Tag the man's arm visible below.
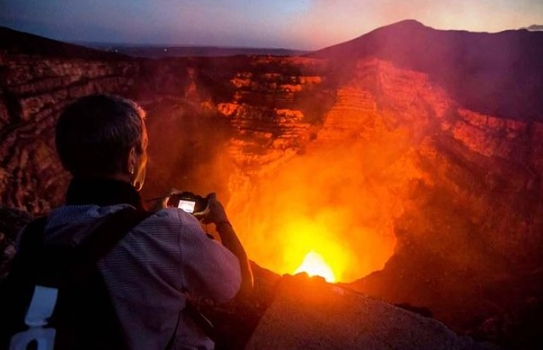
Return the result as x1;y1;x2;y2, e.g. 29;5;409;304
205;194;254;298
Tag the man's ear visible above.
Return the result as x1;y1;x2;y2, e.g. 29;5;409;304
127;147;137;175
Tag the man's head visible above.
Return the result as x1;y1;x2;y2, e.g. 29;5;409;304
56;94;148;190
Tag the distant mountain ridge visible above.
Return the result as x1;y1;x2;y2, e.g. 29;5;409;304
312;19;543;121
0;26;307;59
79;43;309;58
0;26;127;60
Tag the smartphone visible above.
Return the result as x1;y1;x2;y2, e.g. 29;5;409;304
177;199;196;213
167;192;209;216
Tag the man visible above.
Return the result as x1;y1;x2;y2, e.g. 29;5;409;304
46;94;253;349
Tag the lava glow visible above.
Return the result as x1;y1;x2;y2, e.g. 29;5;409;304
226;135;413;283
294;251;336;282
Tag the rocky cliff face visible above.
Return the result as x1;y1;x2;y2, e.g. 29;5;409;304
1;24;543;348
0;37;139;212
216;56;332;173
342;60;543;330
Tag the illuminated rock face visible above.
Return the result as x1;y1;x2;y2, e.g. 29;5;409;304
215;57;332;173
0;38;139;212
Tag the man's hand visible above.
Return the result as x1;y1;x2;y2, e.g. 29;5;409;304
201;192;229;224
203;193;254;298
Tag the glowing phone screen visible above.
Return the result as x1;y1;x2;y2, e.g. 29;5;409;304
178;200;196;213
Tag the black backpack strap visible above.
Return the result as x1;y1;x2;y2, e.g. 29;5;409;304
17;217;49;253
2;208;154;350
48;207;153;350
74;207;153;264
0;217;48;348
185;301;217;342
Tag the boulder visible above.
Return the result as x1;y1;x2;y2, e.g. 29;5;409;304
246;275;491;350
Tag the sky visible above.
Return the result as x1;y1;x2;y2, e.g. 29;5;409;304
1;0;542;50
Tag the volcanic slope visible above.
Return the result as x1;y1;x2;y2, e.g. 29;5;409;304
311;19;543;121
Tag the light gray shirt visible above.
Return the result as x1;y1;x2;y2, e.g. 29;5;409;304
44;204;242;350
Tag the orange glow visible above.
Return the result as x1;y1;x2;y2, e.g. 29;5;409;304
276;217;353;282
227;126;420;282
294;251;336;282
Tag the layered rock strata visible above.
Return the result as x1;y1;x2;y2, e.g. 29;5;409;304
0;50;139;212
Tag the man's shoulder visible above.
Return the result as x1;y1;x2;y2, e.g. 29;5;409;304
151;207;200;226
48;204;131;225
135;207;205;237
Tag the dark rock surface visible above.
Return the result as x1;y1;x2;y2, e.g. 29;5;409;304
0;208;32;278
245;275;489;350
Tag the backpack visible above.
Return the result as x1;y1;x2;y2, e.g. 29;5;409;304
0;208;152;350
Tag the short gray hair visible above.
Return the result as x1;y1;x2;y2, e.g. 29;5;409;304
55;94;146;177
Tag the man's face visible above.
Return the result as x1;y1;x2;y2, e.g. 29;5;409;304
133;124;148;191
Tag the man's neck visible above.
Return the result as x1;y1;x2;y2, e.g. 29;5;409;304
66;177;144;210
